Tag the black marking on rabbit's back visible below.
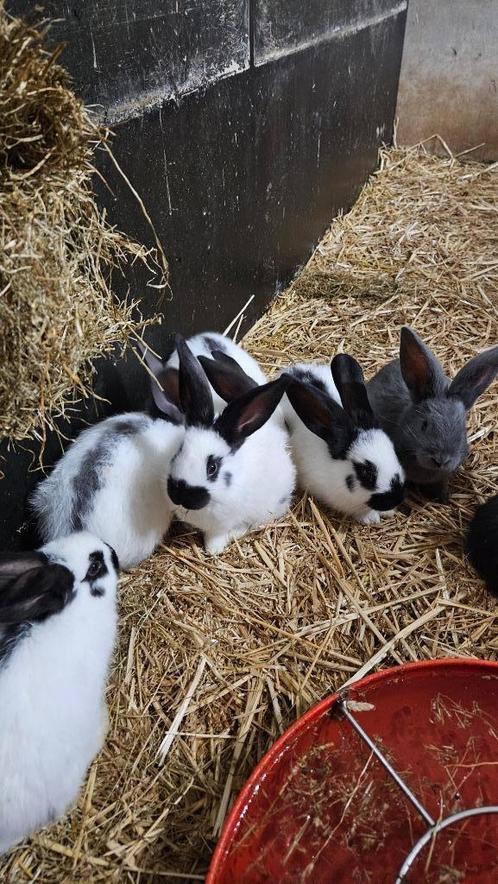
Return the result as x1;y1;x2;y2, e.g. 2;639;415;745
71;418;147;529
353;460;378;490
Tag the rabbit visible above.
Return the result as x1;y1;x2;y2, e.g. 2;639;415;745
0;532;119;855
466;495;498;597
367;327;498;502
166;331;267;414
281;354;405;525
31;350;184;569
165;336;296;554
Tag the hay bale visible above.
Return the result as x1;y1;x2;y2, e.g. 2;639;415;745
1;142;497;880
0;4;164;442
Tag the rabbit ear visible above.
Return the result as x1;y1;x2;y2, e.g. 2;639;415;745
0;559;74;625
448;345;498;410
153;367;183;423
216;377;288;447
285;376;356;459
197;353;257;403
138;344;183;423
176;335;214;426
211;350;259;388
137;342;164;378
399;326;447;402
331;354;376;429
0;551;47;590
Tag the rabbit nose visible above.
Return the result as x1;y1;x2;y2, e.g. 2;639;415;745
431;455;452;470
167;476;210;510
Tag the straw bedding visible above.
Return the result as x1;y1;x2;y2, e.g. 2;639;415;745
0;5;164;443
1;142;497;881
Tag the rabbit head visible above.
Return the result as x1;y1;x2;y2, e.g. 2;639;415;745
166;337;288;515
285;353;405;517
394;327;498;479
0;533;119;632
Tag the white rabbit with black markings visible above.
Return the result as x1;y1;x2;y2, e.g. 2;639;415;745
166;330;268;414
0;532;119;855
165;336;295;554
31;350;185;569
282;354;405;524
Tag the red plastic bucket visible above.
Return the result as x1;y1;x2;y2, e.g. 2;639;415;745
207;658;498;883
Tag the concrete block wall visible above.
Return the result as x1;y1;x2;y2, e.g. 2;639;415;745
397;0;498;160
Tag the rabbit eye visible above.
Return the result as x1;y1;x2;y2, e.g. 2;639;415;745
85;552;107;582
421;420;428;432
206;455;221;481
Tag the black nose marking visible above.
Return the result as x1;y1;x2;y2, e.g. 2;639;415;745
369;475;405;512
167;477;210;510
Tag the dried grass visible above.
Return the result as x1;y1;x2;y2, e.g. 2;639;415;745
1;141;497;881
0;4;165;443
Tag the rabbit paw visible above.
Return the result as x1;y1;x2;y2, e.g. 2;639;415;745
356;510;381;526
204;534;230;555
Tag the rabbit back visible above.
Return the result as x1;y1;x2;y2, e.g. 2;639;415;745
32;414;183;568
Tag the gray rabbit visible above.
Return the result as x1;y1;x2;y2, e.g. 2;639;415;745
367;327;498;502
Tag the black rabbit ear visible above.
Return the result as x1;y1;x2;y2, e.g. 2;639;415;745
0;551;48;590
216;376;288;448
138;344;183;423
331;354;376;429
285;376;356;459
0;560;74;625
176;335;214;426
399;327;447;402
211;350;259;388
198;353;257;403
154;368;184;423
448;345;498;411
137;342;164;378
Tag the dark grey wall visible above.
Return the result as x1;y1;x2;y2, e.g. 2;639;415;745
2;1;408;548
10;1;250;120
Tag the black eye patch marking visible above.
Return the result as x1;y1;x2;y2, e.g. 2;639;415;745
346;474;356;492
206;454;222;482
224;471;233;487
369;474;405;512
353;460;378;491
85;550;107;584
